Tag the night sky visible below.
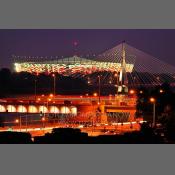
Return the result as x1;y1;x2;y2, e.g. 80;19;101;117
1;29;175;69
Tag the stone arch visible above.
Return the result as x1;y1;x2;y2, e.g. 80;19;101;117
60;106;70;114
17;105;27;113
7;105;17;112
39;106;48;113
70;106;77;115
0;105;6;112
49;106;59;113
28;105;38;113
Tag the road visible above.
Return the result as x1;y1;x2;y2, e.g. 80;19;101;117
0;121;143;137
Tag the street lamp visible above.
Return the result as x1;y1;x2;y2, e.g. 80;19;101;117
34;79;37;100
139;90;143;94
44;98;51;122
15;119;19;123
15;117;21;132
41;117;46;129
159;89;164;93
49;94;54;98
93;92;98;97
87;77;91;84
98;75;101;104
52;74;56;98
42;117;46;121
25;114;28;132
129;89;135;95
37;98;41;102
150;97;156;128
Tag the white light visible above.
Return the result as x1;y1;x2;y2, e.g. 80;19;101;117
71;107;77;115
14;63;21;72
7;105;16;112
17;105;27;113
0;105;6;112
60;106;70;114
78;125;84;128
28;105;38;113
39;106;48;113
50;106;59;113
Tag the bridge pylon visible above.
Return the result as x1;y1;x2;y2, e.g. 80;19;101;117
117;41;128;94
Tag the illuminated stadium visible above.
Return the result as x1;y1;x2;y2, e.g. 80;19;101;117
14;56;134;75
13;41;175;88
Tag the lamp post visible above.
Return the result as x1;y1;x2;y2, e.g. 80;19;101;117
46;98;51;125
15;116;21;132
98;75;101;104
41;117;46;132
52;74;56;98
25;114;28;132
47;98;51;107
20;116;22;132
129;89;135;95
87;77;91;84
150;97;156;128
159;89;164;94
34;79;37;100
114;73;118;95
15;119;19;130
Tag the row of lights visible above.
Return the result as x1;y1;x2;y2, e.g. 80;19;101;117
87;74;118;84
36;93;55;103
36;89;164;100
129;89;164;95
15;117;46;124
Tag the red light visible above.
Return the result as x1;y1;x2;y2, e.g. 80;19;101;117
160;89;163;93
49;94;54;98
129;89;135;95
15;119;19;123
73;41;78;46
114;74;118;77
42;117;45;122
150;97;155;103
93;93;98;97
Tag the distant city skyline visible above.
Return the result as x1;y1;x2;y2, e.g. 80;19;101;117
1;29;175;69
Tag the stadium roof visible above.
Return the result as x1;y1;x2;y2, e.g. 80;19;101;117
14;55;134;74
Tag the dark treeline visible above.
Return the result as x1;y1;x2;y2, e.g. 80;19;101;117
0;68;90;97
0;68;127;98
0;123;173;144
136;83;175;116
0;68;117;97
136;83;175;136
